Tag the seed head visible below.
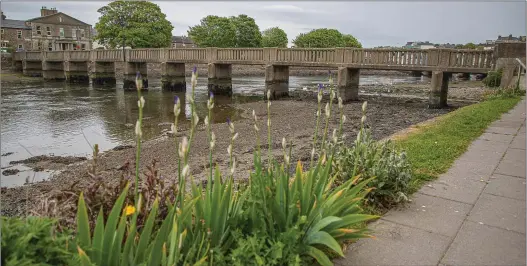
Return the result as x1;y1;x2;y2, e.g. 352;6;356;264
181;164;190;177
267;90;271;100
230;157;236;175
338;97;343;109
342;115;347;124
137;96;145;108
361;115;366;124
362;101;368;112
193;113;199;127
332;129;337;144
227;144;232;157
232;132;239;141
135;120;142;137
254;124;259;132
325;103;330;118
171;123;176;133
282;137;287;150
179;137;188;158
204;116;209;127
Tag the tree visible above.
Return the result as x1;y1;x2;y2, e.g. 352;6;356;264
261;27;288;48
293;28;362;48
341;34;362;48
94;1;173;49
188;15;236;47
463;42;477;49
230;15;262;47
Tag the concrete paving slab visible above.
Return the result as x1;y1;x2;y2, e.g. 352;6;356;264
519;124;526;133
465;139;510;154
467;193;525;234
479;132;515;143
420;172;487;204
510;134;526;150
447;155;501;178
485;126;519;135
490;120;524;129
454;147;505;168
441;221;526;266
334;220;450;266
382;193;472;237
485;174;526;201
495;148;526;178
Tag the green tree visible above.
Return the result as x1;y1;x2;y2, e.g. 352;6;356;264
341;34;362;48
94;1;173;49
261;27;288;48
293;28;362;48
230;14;262;47
187;15;236;47
463;42;477;49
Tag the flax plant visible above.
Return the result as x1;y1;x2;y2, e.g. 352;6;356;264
266;89;272;167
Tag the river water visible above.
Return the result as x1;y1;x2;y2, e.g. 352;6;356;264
1;75;424;187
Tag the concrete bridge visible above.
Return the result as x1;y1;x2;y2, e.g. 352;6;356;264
12;47;498;108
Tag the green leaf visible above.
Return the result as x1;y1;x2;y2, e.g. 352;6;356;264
101;184;130;265
306;246;333;266
308;216;342;235
92;208;105;265
76;192;91;250
306;231;343;257
135;198;159;264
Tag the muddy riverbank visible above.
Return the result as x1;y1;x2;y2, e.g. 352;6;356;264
1;96;461;217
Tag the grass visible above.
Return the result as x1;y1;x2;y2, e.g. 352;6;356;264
395;96;523;193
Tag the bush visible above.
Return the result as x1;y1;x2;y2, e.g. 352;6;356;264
482;69;503;88
1;217;78;266
333;105;412;209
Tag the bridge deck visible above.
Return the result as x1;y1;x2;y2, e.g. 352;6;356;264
14;47;494;74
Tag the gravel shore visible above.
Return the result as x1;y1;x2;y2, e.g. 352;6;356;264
2;96;459;216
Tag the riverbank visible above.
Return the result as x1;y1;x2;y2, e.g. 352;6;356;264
1;97;458;217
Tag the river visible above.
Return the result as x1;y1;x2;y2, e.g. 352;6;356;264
1;75;424;187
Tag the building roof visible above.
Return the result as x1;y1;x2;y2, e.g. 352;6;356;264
1;18;30;29
26;12;91;26
172;36;194;44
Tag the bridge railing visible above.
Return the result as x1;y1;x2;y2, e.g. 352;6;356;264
43;51;64;61
67;50;91;61
25;51;42;61
167;48;207;62
92;49;123;61
12;48;496;71
216;48;265;62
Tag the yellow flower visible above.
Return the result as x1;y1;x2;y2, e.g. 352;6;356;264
125;205;136;216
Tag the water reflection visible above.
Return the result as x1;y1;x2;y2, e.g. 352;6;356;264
1;74;423;187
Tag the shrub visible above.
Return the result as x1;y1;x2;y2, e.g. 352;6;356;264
1;217;78;266
482;69;502;88
333;103;412;209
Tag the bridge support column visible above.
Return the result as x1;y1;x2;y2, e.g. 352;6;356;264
22;60;42;77
64;61;89;83
265;65;289;99
13;60;23;72
42;61;65;80
208;63;232;96
337;67;360;102
428;71;451;109
123;62;148;90
497;58;519;88
91;62;116;86
161;62;186;91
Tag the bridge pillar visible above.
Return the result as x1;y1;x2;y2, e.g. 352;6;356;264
265;65;289;99
428;71;451;109
337;67;360;102
22;60;42;77
123;62;148;90
42;61;66;80
161;62;186;91
64;61;89;83
13;60;23;72
208;63;232;95
91;62;116;86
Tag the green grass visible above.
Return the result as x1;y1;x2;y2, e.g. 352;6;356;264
396;96;523;193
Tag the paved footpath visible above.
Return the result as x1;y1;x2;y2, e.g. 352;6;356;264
336;99;526;266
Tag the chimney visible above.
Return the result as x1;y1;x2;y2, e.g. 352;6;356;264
41;6;58;17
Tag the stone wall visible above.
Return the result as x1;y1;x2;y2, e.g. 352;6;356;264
494;42;526;59
1;28;32;50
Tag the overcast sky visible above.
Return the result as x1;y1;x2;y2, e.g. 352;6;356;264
1;1;525;47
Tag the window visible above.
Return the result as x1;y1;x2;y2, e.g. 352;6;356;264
59;28;64;37
37;41;42;50
48;42;53;51
80;29;85;38
46;26;51;35
36;26;41;35
1;41;8;48
1;29;4;34
72;29;76;38
81;43;86;50
17;30;22;39
17;44;23;50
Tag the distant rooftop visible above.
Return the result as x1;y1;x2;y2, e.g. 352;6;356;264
1;18;30;29
172;36;194;44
